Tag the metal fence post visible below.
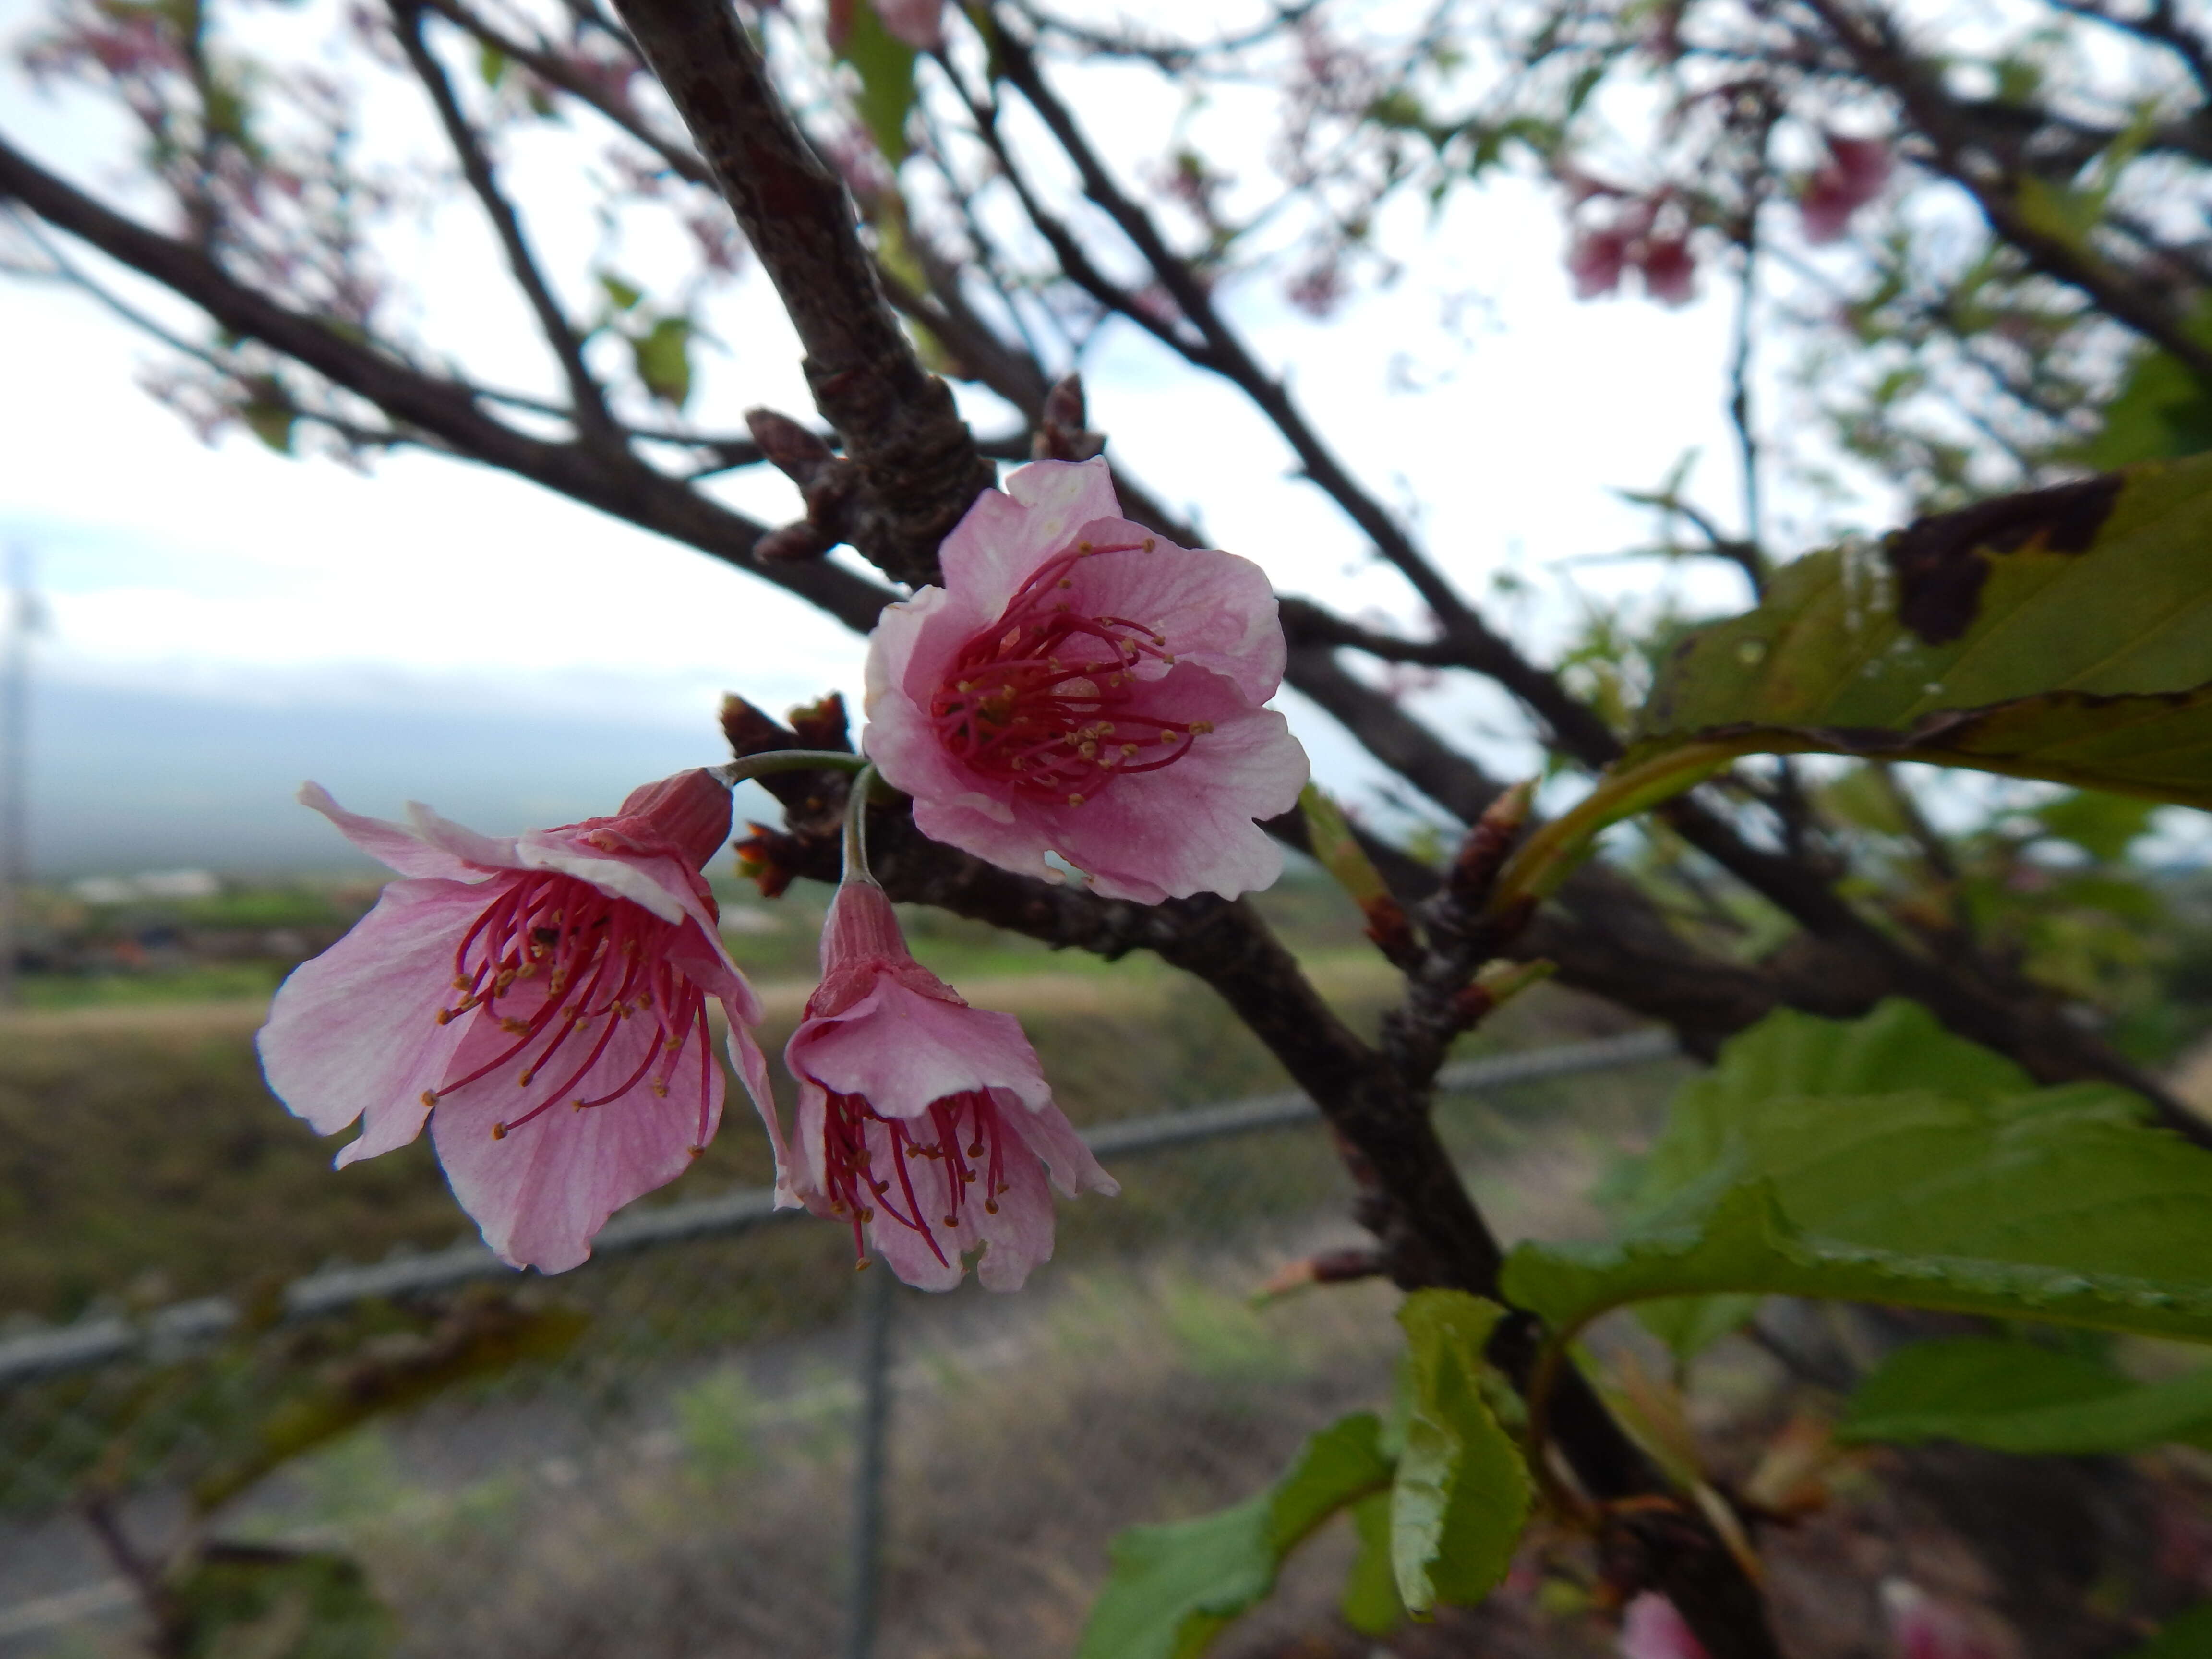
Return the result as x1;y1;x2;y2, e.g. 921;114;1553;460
844;1257;896;1659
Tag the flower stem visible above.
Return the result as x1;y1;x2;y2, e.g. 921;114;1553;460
712;749;873;788
843;763;880;884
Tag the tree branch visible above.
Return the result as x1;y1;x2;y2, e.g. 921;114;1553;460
394;0;620;444
0;131;893;633
610;0;995;587
1799;0;2212;387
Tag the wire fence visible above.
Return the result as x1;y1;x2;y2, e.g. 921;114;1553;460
0;1030;1681;1659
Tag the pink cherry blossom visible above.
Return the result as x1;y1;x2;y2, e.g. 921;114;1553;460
1636;234;1697;306
1619;1593;1711;1659
258;769;772;1273
862;458;1309;904
1801;134;1893;244
772;878;1118;1291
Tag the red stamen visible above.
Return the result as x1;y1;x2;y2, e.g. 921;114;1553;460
429;872;715;1136
928;546;1203;803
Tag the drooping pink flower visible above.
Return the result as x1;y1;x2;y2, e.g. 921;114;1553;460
771;878;1117;1291
1567;224;1634;298
1619;1593;1711;1659
1800;133;1893;244
862;458;1309;904
1636;234;1697;306
258;770;771;1273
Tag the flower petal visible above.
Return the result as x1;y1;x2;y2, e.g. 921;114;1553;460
298;783;487;881
257;877;488;1152
430;981;726;1272
788;980;1053;1119
997;1088;1119;1200
937;458;1122;604
1062;537;1285;704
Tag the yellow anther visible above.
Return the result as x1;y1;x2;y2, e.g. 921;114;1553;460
984;1199;999;1214
491;1122;507;1140
1067;793;1085;806
420;1090;438;1108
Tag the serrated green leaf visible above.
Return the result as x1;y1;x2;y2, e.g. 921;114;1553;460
1839;1337;2212;1454
1077;1412;1393;1659
2126;1603;2212;1659
836;0;917;163
1502;1003;2212;1348
1392;1291;1532;1614
631;316;694;409
1342;1491;1404;1637
1626;455;2212;808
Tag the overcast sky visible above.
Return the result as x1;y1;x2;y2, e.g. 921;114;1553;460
0;0;1793;875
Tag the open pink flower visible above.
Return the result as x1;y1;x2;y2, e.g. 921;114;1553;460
258;770;771;1273
863;458;1309;904
770;878;1117;1290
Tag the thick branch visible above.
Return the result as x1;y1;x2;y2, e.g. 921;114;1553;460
611;0;994;586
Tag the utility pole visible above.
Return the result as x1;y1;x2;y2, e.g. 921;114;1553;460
0;542;34;1010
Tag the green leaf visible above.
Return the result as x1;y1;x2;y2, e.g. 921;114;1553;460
1839;1337;2212;1454
1392;1291;1533;1614
1502;1003;2212;1348
631;317;694;409
1342;1491;1404;1637
2032;789;2160;862
1628;455;2212;809
240;399;297;454
476;40;508;87
1633;1294;1764;1360
1299;784;1391;908
1077;1412;1393;1659
2087;298;2212;469
598;272;643;312
168;1544;397;1659
836;0;917;163
2125;1603;2212;1659
1495;457;2212;904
